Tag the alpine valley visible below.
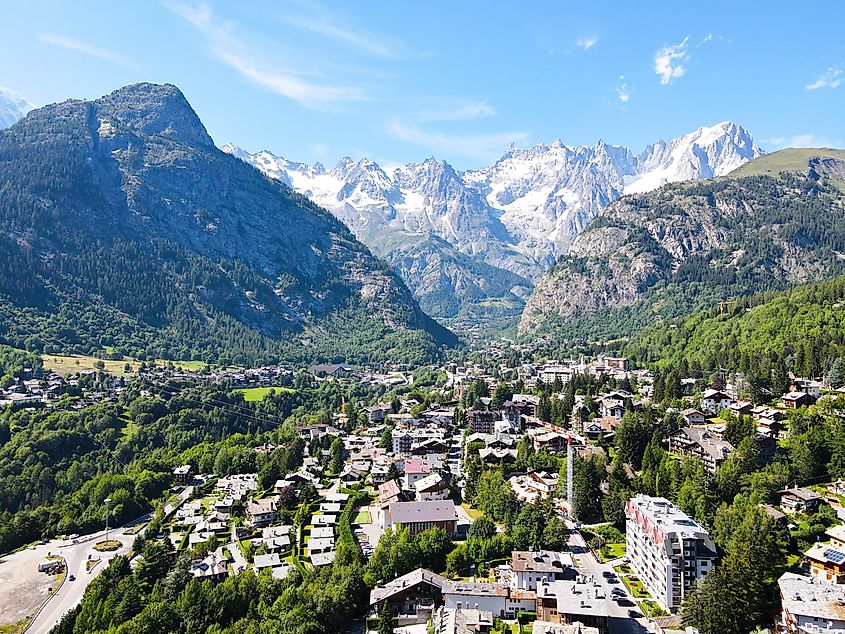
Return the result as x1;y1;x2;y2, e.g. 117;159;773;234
224;121;761;329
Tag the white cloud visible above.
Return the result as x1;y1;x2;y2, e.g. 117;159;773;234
654;37;690;85
165;1;365;109
280;1;405;59
576;36;598;51
806;67;842;90
416;99;495;122
616;77;630;103
388;119;529;162
311;143;329;157
768;134;838;148
39;33;140;69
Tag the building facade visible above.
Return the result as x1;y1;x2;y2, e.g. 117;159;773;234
625;495;717;611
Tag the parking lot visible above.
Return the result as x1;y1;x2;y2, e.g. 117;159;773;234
353;505;383;556
0;540;60;627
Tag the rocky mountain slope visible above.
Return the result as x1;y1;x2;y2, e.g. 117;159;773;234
225;122;760;325
518;150;845;340
0;83;455;365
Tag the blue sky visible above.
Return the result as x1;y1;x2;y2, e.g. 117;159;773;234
2;1;844;169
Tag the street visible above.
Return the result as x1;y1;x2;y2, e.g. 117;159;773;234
566;529;648;634
23;520;141;634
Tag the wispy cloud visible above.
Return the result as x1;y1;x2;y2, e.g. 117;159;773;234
576;36;599;51
654;37;689;85
388;119;529;162
39;33;140;69
768;133;838;148
280;1;406;59
806;67;842;90
416;99;495;123
616;76;630;103
165;1;365;109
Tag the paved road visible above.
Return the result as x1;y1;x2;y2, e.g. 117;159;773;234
26;521;142;634
566;529;648;634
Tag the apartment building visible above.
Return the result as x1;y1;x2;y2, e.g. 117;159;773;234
625;495;717;611
668;427;733;475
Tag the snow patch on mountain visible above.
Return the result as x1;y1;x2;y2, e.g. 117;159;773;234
0;87;35;129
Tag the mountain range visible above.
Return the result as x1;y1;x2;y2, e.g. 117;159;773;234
224;122;762;327
519;148;845;340
0;83;454;365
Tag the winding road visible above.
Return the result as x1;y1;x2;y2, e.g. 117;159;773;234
24;521;142;634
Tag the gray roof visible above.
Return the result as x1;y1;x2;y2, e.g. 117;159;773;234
779;572;845;622
389;500;457;525
370;568;449;604
253;553;282;568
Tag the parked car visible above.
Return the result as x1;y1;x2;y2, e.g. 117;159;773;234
602;571;613;578
69;575;76;581
617;598;634;607
628;609;642;618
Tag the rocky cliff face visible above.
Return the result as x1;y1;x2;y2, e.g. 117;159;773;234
0;83;455;363
519;164;845;338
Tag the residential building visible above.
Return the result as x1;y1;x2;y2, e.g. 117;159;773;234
625;495;717;611
700;389;731;414
604;357;629;371
783;391;816;409
503;394;539;424
791;378;823;399
404;458;432;490
173;464;193;485
828;525;845;550
532;622;600;634
384;500;458;536
778;572;845;633
414;472;450;501
668;427;733;475
468;409;498;434
681;409;707;426
536;576;609;633
365;403;393;423
805;543;845;584
779;487;823;515
431;606;494;634
247;496;278;527
539;365;574;386
509;551;573;591
509;471;559;504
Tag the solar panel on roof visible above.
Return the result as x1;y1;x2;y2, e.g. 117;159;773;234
823;548;845;564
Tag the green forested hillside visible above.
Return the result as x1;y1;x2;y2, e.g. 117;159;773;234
0;83;455;366
626;275;845;380
520;168;845;340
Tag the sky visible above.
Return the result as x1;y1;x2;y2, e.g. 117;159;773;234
2;1;844;170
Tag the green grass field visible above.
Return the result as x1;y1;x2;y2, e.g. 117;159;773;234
729;148;845;179
42;353;214;377
353;511;371;524
236;386;296;402
599;543;626;562
460;503;484;520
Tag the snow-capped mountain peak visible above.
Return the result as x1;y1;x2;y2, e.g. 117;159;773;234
222;122;762;319
0;87;35;129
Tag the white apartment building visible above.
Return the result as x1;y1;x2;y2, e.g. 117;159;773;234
625;495;717;611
